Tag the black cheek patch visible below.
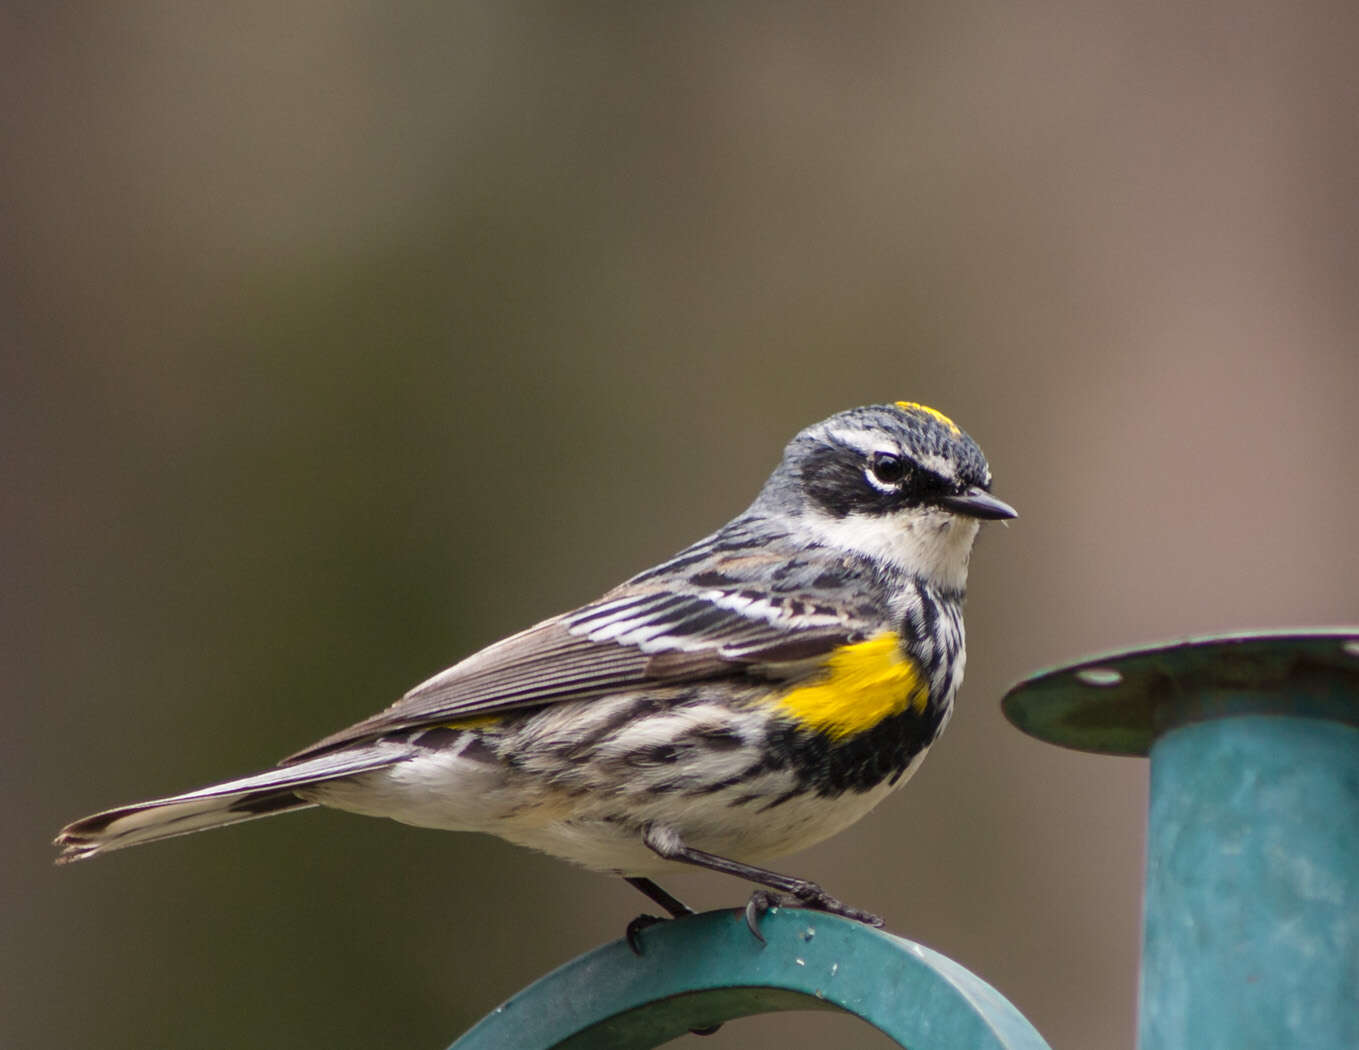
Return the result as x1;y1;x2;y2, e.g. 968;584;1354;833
799;444;896;518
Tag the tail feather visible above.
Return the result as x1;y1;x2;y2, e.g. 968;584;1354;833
54;745;406;863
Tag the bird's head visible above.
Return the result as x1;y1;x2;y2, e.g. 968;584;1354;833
756;402;1017;594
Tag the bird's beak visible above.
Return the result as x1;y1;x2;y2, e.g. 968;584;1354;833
935;487;1018;521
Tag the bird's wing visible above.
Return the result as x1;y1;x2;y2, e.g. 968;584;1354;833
285;585;863;762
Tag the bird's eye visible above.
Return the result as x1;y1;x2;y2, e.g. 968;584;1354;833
868;452;907;487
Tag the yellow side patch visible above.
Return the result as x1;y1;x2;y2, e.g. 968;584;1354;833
776;632;929;739
441;714;501;731
895;400;961;435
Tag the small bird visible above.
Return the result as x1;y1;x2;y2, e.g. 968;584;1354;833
55;402;1015;938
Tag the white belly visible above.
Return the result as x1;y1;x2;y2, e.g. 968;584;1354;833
306;739;930;876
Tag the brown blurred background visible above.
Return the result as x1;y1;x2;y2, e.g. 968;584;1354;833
6;4;1358;1048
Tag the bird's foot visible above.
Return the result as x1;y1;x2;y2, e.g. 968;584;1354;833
625;913;667;956
743;883;883;942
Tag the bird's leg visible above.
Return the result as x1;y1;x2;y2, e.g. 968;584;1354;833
640;825;883;943
625;875;695;918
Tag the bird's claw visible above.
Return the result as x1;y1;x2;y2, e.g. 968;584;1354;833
625;913;666;955
743;889;785;942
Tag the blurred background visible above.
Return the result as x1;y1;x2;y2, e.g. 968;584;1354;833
7;3;1358;1048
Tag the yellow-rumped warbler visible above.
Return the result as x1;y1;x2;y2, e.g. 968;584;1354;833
55;402;1015;936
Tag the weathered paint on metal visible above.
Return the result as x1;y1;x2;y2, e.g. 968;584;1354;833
1140;716;1359;1050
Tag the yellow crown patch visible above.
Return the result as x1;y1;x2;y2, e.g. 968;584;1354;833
895;401;961;435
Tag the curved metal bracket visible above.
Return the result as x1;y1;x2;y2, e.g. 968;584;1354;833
449;908;1050;1049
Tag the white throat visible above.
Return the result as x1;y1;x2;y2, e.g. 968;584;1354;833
802;506;980;593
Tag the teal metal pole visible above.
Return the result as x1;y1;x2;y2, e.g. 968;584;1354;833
1004;629;1359;1050
1141;714;1358;1048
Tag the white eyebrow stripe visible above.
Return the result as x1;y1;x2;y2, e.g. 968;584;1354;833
824;427;900;456
915;452;958;480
